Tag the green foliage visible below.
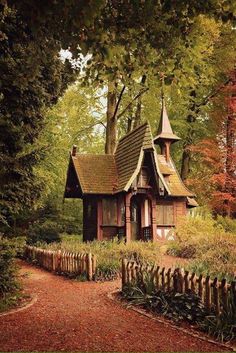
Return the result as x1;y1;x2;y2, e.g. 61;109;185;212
0;237;19;299
41;237;161;279
122;281;207;324
27;221;62;245
200;295;236;342
216;216;236;234
0;5;75;228
122;265;236;342
167;216;236;280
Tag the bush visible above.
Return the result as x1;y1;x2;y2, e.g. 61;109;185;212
41;236;162;280
122;271;207;324
27;220;62;245
216;216;236;234
0;236;19;301
200;295;236;342
167;216;236;280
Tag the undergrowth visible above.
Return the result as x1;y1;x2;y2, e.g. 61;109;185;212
0;236;23;312
122;268;236;342
39;236;162;280
167;216;236;281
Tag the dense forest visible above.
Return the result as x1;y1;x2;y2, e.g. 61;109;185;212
0;2;236;345
0;0;236;238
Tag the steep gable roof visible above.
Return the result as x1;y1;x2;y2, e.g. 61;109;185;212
64;121;195;198
71;154;117;194
156;155;194;197
114;122;154;192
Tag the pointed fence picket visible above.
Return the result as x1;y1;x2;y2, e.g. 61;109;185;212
24;246;96;281
122;259;236;316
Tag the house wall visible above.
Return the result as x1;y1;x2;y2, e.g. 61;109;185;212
156;197;187;240
83;197;97;241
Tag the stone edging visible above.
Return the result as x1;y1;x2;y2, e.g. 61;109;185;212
0;294;38;317
107;290;236;352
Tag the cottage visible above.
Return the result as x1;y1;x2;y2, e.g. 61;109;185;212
64;98;197;242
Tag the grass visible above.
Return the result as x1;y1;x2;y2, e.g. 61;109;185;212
40;235;163;277
166;216;236;281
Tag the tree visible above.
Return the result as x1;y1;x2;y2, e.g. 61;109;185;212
75;0;236;154
0;5;75;227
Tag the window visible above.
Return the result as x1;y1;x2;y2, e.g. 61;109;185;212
156;204;174;225
102;198;117;225
131;201;138;222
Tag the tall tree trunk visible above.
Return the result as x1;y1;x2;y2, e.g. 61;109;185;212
133;75;146;129
181;147;191;180
133;97;141;129
105;79;117;154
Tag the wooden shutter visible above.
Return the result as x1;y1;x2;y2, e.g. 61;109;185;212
164;205;174;225
156;204;164;225
103;198;117;225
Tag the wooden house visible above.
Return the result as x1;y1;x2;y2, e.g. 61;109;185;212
64;99;198;242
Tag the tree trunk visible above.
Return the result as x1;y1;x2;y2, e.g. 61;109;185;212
133;97;141;129
181;147;191;181
105;79;117;154
133;75;146;129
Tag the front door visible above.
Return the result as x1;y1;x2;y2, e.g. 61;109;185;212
130;197;141;240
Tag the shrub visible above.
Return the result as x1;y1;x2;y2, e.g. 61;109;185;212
200;295;236;342
216;216;236;234
167;216;236;280
0;237;19;301
27;220;62;245
122;273;207;324
41;237;162;280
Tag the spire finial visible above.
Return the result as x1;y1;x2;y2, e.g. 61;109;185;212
160;72;165;101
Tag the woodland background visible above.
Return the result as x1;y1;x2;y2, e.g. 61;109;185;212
0;0;236;239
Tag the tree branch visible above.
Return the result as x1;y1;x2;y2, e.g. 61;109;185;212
72;120;106;139
117;87;149;120
112;84;126;121
196;78;231;110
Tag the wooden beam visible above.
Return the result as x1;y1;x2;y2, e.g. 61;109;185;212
125;193;132;243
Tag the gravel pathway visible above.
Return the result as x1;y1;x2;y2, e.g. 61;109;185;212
0;261;230;352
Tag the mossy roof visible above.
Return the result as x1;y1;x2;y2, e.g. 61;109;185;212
65;122;194;198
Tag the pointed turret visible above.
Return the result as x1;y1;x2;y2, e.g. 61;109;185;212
153;95;180;162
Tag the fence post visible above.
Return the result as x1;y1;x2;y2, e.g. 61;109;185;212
198;274;203;301
190;273;196;293
92;255;96;277
212;277;220;316
232;281;236;306
184;271;189;292
221;278;228;312
122;258;127;289
86;253;93;281
205;276;211;312
155;266;160;290
166;268;171;292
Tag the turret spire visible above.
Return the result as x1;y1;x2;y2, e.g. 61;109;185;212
153;80;180;161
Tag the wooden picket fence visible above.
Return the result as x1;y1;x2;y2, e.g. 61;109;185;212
122;259;236;316
24;246;96;281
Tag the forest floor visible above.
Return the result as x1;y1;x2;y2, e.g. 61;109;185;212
0;258;232;352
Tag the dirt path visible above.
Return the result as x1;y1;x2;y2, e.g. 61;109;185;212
0;260;229;352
